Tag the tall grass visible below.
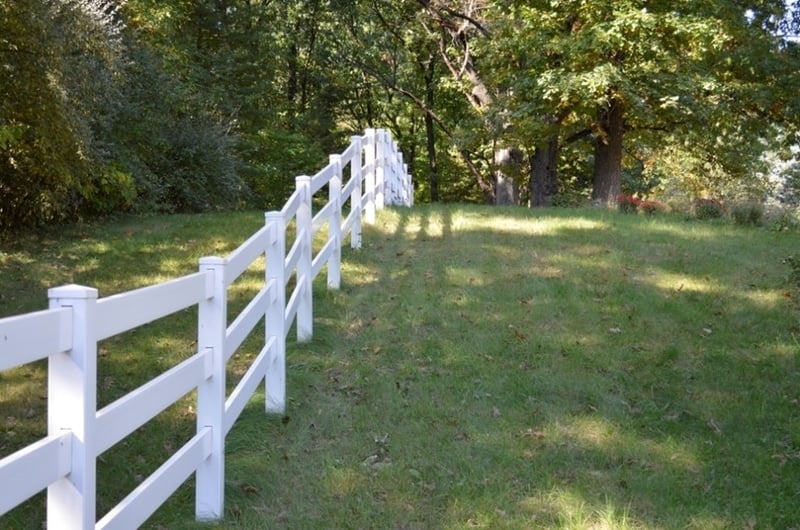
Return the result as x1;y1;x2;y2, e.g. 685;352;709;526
1;205;799;529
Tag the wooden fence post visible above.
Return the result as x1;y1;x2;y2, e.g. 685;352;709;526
296;175;313;342
264;212;287;414
364;128;376;225
349;135;363;249
195;257;227;520
328;154;342;289
47;284;98;530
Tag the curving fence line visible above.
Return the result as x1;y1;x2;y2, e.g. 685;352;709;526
0;128;412;529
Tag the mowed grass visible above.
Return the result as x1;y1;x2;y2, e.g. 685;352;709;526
2;205;800;529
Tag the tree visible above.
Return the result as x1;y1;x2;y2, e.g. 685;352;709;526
483;0;800;205
0;0;131;231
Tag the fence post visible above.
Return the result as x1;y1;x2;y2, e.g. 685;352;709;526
396;150;407;206
349;135;363;249
296;175;313;342
195;257;227;520
405;158;413;207
47;284;98;530
328;154;342;289
375;129;386;211
264;212;287;413
387;139;398;205
396;147;411;206
364;128;376;225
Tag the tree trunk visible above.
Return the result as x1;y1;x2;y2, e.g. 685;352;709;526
494;147;521;205
424;57;439;202
591;99;624;205
529;136;559;207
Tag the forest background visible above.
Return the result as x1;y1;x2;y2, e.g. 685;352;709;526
2;0;800;234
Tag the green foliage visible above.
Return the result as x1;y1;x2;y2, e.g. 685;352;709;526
243;129;327;210
730;201;765;226
767;206;800;232
694;197;726;220
622;160;661;198
482;0;799;206
3;0;799;231
0;0;120;231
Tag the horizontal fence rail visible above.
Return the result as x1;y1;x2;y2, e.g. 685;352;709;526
0;128;411;529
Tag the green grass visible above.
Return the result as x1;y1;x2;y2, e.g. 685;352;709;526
2;205;800;529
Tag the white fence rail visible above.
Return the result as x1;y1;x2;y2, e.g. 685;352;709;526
0;128;411;529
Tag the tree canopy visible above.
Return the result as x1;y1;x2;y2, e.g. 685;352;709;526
1;0;798;232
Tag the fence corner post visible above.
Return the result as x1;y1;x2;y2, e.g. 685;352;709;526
264;212;287;414
328;154;342;290
296;175;313;342
47;284;98;530
196;256;227;521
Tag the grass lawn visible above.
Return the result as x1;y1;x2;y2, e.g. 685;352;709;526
1;205;799;529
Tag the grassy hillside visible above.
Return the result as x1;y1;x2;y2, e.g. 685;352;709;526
2;205;799;529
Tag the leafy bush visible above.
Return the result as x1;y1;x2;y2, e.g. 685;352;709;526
694;197;725;220
730;201;764;226
640;199;666;216
617;194;640;213
551;189;590;208
766;206;800;232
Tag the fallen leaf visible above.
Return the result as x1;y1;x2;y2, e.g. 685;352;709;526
241;484;259;494
491;406;501;418
609;327;622;334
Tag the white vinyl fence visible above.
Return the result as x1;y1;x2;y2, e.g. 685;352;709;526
0;128;411;529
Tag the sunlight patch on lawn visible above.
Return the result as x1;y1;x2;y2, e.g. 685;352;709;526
558;415;702;474
766;340;800;360
340;262;381;286
480;217;611;236
323;466;363;498
518;488;645;529
738;288;791;309
648;271;723;294
445;266;488;286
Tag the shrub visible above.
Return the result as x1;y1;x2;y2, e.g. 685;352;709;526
640;200;666;216
730;201;764;226
767;206;800;232
694;197;725;220
617;194;641;214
